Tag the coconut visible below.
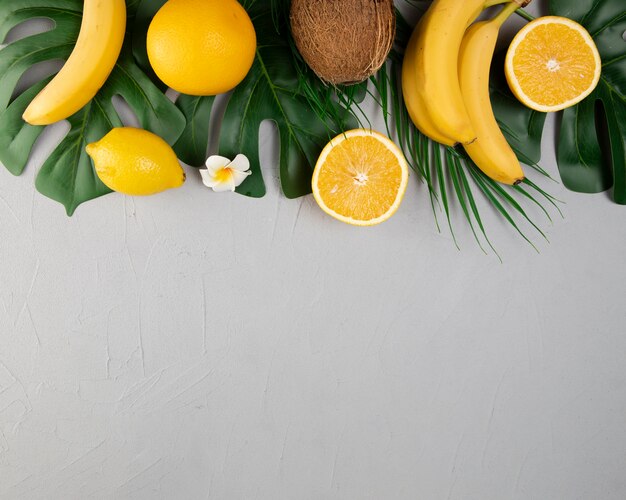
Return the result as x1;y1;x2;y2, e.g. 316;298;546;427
290;0;396;85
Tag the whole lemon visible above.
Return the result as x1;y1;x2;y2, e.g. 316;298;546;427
86;128;186;196
147;0;256;96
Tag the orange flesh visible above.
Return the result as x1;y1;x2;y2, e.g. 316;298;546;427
511;23;598;107
316;136;403;221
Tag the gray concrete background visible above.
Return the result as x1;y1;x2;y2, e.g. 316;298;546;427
1;2;625;499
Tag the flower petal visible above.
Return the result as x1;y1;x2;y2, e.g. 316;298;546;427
211;173;236;192
205;155;231;176
231;168;252;187
200;169;220;188
229;154;250;173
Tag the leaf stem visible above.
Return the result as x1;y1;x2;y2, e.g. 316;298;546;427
515;8;535;22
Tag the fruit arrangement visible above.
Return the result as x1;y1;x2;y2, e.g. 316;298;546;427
0;0;623;245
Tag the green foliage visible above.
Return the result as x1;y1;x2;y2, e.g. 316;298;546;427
0;0;562;246
0;0;185;215
133;0;358;198
367;6;558;254
490;52;547;169
171;95;216;168
548;0;626;203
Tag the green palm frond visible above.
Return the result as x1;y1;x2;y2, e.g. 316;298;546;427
368;50;561;255
278;0;561;254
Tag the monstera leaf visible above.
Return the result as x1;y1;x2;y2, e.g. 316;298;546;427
133;0;357;198
0;0;185;215
490;51;547;167
549;0;626;203
171;94;216;168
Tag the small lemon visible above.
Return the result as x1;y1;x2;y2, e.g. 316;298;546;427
146;0;256;96
86;127;186;196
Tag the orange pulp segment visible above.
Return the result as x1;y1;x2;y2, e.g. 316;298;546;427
311;129;409;226
505;16;601;112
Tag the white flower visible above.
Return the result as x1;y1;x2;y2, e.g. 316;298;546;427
200;154;251;192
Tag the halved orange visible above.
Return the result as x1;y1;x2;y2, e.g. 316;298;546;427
312;129;409;226
505;16;601;112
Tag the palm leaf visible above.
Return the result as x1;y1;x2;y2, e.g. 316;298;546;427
352;4;560;253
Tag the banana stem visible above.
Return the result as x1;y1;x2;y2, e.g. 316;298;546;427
492;1;523;27
483;0;510;7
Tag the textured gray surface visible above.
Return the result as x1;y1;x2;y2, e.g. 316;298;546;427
1;2;626;499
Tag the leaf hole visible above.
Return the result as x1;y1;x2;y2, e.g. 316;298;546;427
112;95;140;128
622;30;626;42
258;120;279;196
12;60;64;103
3;18;55;45
26;120;71;175
207;92;230;157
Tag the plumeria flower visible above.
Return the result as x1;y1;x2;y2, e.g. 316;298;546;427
200;154;251;192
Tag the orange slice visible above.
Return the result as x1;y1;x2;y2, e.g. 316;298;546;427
505;16;601;112
312;129;409;226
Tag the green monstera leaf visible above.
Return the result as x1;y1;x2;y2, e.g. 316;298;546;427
171;94;216;168
0;0;185;215
133;0;358;198
549;0;626;203
490;51;547;168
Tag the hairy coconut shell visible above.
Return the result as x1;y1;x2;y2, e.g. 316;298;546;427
290;0;395;85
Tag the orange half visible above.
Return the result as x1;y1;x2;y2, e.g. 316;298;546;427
312;129;409;226
505;16;601;112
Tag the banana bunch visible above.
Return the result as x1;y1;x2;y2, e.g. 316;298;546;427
402;0;530;185
23;0;126;126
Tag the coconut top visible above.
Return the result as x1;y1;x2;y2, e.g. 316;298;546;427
290;0;396;85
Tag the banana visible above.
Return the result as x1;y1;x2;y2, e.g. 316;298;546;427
23;0;126;126
411;0;493;145
403;0;511;145
459;2;525;185
401;16;456;147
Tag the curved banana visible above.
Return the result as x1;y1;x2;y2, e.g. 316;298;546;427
23;0;126;126
459;2;525;185
404;0;510;144
411;0;493;145
402;16;456;147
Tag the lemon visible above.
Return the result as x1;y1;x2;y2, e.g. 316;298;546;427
146;0;256;96
86;127;186;196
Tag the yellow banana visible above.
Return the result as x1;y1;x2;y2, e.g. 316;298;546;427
403;0;510;145
401;16;456;147
23;0;126;126
459;2;525;185
411;0;493;144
